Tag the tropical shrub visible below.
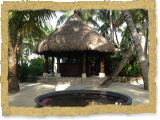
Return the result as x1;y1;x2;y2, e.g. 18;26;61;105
28;57;52;76
104;54;121;75
130;62;141;76
17;61;29;82
28;58;44;76
17;57;52;82
106;52;142;77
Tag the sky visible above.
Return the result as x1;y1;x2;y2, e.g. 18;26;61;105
29;10;145;60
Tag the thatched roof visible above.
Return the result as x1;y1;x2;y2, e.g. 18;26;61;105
33;14;115;55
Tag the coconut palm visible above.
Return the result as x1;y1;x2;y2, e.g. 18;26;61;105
55;10;73;28
94;9;127;57
110;10;114;43
19;22;55;63
144;28;149;59
114;9;147;50
99;2;158;90
112;10;124;47
116;9;148;59
56;9;100;29
94;9;110;40
120;9;148;43
142;11;149;59
94;10;124;46
8;10;56;93
94;10;114;41
121;10;149;90
99;18;149;89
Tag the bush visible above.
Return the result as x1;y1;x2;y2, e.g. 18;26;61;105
28;57;52;76
17;57;52;82
104;54;122;75
106;52;142;77
120;62;131;76
17;61;29;82
28;58;44;76
130;62;141;77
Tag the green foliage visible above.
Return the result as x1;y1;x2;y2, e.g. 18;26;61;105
28;58;44;76
61;57;68;63
104;54;121;75
17;61;29;82
120;38;130;52
28;57;52;76
120;61;141;77
105;52;142;77
17;57;52;82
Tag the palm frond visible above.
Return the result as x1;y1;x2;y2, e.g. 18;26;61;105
56;11;73;26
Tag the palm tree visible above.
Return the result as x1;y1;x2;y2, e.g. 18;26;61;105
95;9;110;40
56;9;100;29
56;11;74;28
112;10;124;47
121;10;149;90
99;18;149;89
144;28;149;59
8;10;56;93
143;12;149;60
95;10;124;46
99;2;158;90
112;12;120;46
20;22;55;62
119;9;147;45
115;9;148;60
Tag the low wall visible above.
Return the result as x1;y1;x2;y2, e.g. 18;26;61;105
36;76;143;85
113;76;143;83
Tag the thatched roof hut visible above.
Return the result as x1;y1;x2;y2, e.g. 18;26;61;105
33;14;115;55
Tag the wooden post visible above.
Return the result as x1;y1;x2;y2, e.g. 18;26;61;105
86;52;88;76
100;52;104;73
54;57;56;72
57;56;60;73
44;55;48;73
52;56;54;72
83;51;86;73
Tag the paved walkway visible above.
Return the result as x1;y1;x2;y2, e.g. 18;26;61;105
8;81;149;107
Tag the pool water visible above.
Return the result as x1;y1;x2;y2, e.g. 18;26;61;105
40;93;126;107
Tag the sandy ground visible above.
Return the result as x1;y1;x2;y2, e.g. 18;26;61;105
8;83;97;107
8;81;149;108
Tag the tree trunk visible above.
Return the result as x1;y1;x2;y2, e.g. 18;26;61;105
112;31;114;43
100;43;135;87
16;36;23;81
146;41;149;62
144;28;149;59
114;26;120;47
99;17;149;90
17;36;23;61
110;10;114;43
8;46;20;93
99;2;158;88
121;10;149;90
